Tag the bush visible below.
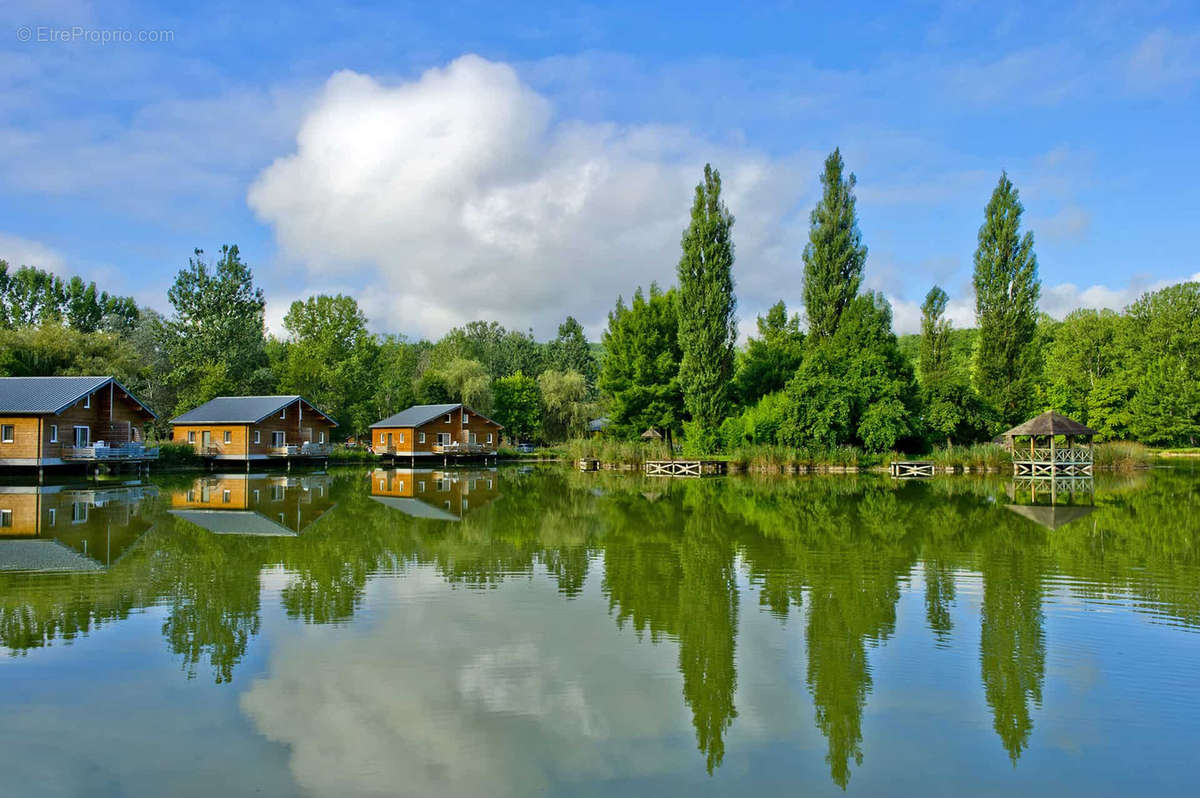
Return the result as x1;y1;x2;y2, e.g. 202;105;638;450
154;440;202;467
1093;441;1151;471
328;446;377;463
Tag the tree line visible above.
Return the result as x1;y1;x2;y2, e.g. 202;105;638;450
2;152;1198;449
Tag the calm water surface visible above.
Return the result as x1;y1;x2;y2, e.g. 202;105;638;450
1;466;1198;796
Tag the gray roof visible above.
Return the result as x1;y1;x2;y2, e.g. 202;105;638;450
1003;411;1096;438
369;495;460;521
1004;504;1096;530
587;417;610;432
0;376;155;418
169;509;299;536
371;403;502;429
0;539;105;572
171;396;336;426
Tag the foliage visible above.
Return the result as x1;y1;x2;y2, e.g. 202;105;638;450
1042;309;1124;438
543;317;598;387
802;149;867;341
598;284;684;441
732;301;805;407
414;371;451;404
779;293;919;452
676;164;738;451
437;358;494;413
0;261;138;333
1123;283;1200;446
0;323;141;381
274;294;378;436
973;173;1040;429
919;285;991;446
373;335;426;421
539;369;593;441
161;246;270;415
434;320;543;380
492;372;542;442
154;440;203;467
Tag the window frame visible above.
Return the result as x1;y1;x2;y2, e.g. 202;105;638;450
0;509;11;528
418;431;426;444
187;431;196;444
0;424;13;444
254;430;261;444
272;431;286;447
83;394;91;409
49;424;58;443
224;430;232;444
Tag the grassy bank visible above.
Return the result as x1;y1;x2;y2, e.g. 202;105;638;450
728;444;863;472
328;446;378;464
1094;441;1153;471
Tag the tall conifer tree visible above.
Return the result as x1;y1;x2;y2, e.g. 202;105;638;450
803;149;867;340
677;163;737;451
972;173;1040;427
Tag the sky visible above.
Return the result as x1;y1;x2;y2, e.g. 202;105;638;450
1;0;1198;340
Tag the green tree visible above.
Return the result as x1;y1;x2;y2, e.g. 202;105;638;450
276;294;380;435
493;371;542;442
973;173;1041;429
0;324;141;382
1124;283;1200;445
803;149;867;341
676;164;738;452
162;246;269;414
598;284;684;442
1042;309;1125;436
780;293;918;451
439;358;493;413
0;263;64;327
414;371;451;404
544;317;598;386
373;335;427;420
732;300;805;406
918;286;988;446
538;369;593;441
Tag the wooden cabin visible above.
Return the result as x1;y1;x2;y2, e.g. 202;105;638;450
168;473;336;535
370;403;502;459
171;396;336;461
0;376;157;470
369;467;500;521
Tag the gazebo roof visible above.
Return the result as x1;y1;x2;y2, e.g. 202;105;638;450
640;428;663;440
1002;411;1097;438
1004;504;1095;530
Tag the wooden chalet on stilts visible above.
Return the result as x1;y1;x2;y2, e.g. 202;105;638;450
370;403;502;466
171;396;336;468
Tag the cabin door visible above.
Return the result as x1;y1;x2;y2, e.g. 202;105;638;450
386;433;393;452
73;426;90;447
202;431;212;450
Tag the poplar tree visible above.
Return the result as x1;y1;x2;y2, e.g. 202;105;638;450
676;163;737;452
972;173;1040;428
803;149;867;340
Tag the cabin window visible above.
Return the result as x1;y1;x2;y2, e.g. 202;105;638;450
446;413;452;423
254;430;261;444
319;431;325;444
379;478;385;490
487;432;493;444
380;433;386;445
253;490;260;502
222;490;231;503
49;424;58;443
73;426;90;448
469;432;477;445
0;509;11;528
224;431;232;444
399;432;405;443
272;485;285;501
72;502;88;523
280;408;286;420
418;432;426;444
272;432;286;447
48;508;56;526
399;481;405;492
188;431;196;444
462;412;469;425
462;499;469;511
0;425;13;443
418;481;425;492
83;394;91;409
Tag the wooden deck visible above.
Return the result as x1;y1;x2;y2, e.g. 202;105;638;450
890;461;935;478
644;460;727;477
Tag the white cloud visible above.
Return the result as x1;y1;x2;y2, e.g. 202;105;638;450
1029;204;1091;242
0;233;66;271
248;56;815;338
1125;28;1200;94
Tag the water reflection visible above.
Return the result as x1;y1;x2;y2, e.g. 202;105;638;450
0;467;1197;792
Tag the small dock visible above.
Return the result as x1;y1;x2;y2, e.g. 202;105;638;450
645;460;727;477
890;461;935;478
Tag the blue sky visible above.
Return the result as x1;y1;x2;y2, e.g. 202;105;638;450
2;0;1198;338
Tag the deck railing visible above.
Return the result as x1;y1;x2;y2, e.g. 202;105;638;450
269;443;333;457
433;442;494;455
61;443;159;461
1013;448;1092;464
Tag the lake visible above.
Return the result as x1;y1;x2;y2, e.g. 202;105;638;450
1;465;1198;796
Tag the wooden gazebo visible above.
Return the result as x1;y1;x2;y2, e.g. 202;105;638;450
1002;411;1096;477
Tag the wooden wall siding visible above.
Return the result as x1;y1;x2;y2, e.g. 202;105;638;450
374;407;501;454
370;469;501;513
1;383;152;463
172;399;335;457
0;492;41;536
0;490;147;541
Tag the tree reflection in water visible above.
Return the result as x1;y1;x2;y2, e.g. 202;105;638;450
1;466;1197;787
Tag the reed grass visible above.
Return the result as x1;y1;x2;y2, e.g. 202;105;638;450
1093;441;1152;471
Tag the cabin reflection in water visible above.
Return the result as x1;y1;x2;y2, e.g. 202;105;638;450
0;482;156;571
369;468;500;521
1004;476;1096;530
168;473;336;536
